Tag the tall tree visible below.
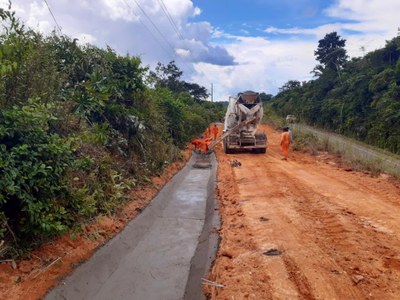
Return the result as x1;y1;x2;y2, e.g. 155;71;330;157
182;82;208;102
278;80;301;94
314;32;348;80
271;35;400;154
150;61;183;93
150;61;208;103
259;92;273;102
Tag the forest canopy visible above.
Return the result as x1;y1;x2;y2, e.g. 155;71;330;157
270;31;400;154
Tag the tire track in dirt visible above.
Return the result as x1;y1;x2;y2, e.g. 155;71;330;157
205;149;275;299
205;125;400;300
272;160;400;299
282;255;314;300
235;156;363;300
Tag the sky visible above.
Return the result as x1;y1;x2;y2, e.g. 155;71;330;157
0;0;399;101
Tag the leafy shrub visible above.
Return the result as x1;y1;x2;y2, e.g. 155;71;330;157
0;101;74;238
263;106;285;128
291;131;319;154
0;5;225;253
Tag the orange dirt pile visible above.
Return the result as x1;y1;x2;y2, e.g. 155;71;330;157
0;148;191;300
205;124;400;299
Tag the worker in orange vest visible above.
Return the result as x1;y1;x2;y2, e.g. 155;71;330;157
280;127;291;160
202;138;211;154
191;138;202;152
206;126;212;139
204;128;210;139
212;124;219;140
195;137;211;154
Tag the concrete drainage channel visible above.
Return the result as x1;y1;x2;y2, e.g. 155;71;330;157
184;153;220;299
45;153;220;300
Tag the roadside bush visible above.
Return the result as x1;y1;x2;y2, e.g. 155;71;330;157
263;106;285;128
0;5;226;255
75;155;133;214
291;131;319;154
0;101;74;239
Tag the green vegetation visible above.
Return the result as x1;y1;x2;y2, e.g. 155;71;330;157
291;127;400;178
262;106;284;128
290;130;320;155
0;6;224;255
269;31;400;154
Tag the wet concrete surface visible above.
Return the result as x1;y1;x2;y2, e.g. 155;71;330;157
45;153;219;300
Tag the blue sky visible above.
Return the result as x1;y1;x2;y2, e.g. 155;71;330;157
192;0;334;36
1;0;399;99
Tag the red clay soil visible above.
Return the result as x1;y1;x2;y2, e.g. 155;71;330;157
0;149;191;300
205;124;400;300
4;125;400;300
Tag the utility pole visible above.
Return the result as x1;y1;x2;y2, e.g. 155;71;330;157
211;83;214;102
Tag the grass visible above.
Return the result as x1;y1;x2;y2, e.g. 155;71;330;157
291;127;400;179
262;108;400;179
263;107;286;128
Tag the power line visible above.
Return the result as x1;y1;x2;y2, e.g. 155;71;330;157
43;0;62;33
130;0;196;76
156;0;197;74
161;2;215;94
126;0;212;97
156;0;213;93
122;0;175;59
131;0;177;56
157;0;184;41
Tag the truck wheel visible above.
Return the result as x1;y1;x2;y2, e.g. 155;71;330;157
223;138;231;154
255;148;266;154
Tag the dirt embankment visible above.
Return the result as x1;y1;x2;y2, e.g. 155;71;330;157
205;124;400;300
0;149;191;300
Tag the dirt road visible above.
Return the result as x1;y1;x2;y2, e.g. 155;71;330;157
205;125;400;300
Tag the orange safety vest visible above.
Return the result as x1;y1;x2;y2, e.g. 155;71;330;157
212;126;218;139
280;131;291;158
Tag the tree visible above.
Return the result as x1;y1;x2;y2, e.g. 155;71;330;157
150;61;209;103
0;5;227;249
314;32;348;80
150;61;183;93
259;92;273;102
182;82;208;102
278;80;301;93
271;33;400;154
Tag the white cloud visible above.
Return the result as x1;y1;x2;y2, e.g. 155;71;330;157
210;0;400;96
176;48;191;57
1;0;399;100
193;7;202;17
325;0;400;26
192;36;316;100
102;0;139;22
0;0;234;73
265;23;345;38
23;2;52;32
265;0;399;56
325;0;400;55
76;33;97;45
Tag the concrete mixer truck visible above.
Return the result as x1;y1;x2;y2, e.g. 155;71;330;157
208;91;267;154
